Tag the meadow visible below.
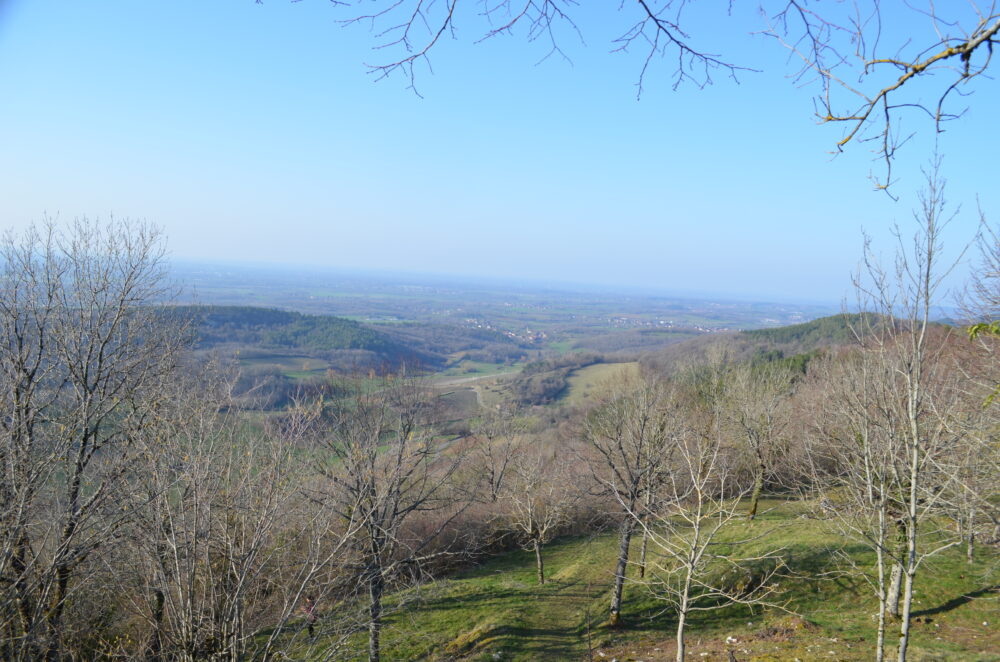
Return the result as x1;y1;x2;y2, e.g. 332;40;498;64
277;500;1000;661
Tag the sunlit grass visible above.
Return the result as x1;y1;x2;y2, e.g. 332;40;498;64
266;499;1000;661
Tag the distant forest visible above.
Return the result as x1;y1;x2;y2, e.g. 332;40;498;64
164;306;535;410
166;305;423;363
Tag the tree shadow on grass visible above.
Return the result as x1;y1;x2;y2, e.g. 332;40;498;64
912;584;1000;618
402;580;600;615
386;574;612;659
473;623;590;658
779;544;871;595
402;586;527;614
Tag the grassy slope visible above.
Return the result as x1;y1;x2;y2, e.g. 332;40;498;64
295;500;999;661
559;362;640;407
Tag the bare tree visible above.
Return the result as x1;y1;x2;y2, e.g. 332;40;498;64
314;373;468;662
916;331;1000;566
937;380;1000;565
579;374;675;626
116;361;354;662
960;211;1000;409
725;361;793;521
468;403;525;505
871;174;963;662
500;446;578;585
0;219;186;661
954;212;1000;553
632;386;783;662
809;347;904;662
814;161;971;661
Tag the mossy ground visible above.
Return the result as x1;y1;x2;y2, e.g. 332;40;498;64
284;500;1000;661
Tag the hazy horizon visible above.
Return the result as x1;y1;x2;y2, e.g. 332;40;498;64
2;2;993;304
169;257;846;309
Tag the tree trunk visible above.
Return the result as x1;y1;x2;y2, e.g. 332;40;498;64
675;566;693;662
12;534;39;660
675;608;687;662
966;508;975;563
609;517;635;627
368;568;384;662
638;527;649;579
747;475;763;521
45;441;88;661
638;485;652;578
898;393;922;662
534;539;545;585
147;588;165;662
875;544;887;662
897;565;916;662
887;520;906;618
747;449;765;521
45;561;73;662
887;563;903;618
897;502;919;661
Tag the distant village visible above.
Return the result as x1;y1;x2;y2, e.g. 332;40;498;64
603;316;729;333
462;318;549;344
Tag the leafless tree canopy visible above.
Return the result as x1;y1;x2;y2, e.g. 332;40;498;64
767;2;999;191
0;219;187;660
282;1;999;190
309;374;472;662
580;374;678;626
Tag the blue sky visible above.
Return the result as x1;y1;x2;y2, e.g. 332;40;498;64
0;1;995;304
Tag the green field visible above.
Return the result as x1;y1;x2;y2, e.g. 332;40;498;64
546;339;577;354
472;379;513;410
439;359;521;378
280;500;1000;661
559;362;641;406
239;354;330;377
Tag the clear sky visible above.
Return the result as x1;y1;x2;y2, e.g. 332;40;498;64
0;1;995;304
